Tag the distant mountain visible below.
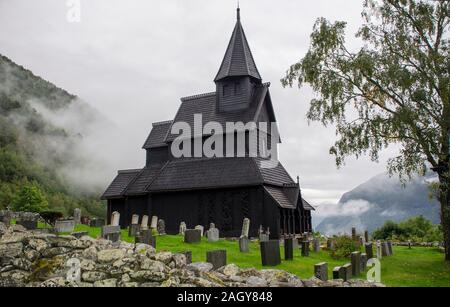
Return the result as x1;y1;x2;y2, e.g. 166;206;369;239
315;173;440;235
0;54;106;217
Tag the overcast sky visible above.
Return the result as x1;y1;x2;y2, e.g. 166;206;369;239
0;0;398;218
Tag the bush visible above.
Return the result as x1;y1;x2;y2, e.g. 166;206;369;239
40;211;64;226
12;183;49;213
372;216;443;242
329;235;359;259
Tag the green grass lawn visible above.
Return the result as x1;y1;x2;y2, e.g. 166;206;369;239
68;225;450;287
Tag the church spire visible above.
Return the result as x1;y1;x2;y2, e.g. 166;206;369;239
214;7;261;82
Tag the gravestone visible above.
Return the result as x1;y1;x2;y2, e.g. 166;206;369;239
90;218;105;228
365;242;374;259
150;216;158;229
408;240;412;249
195;225;204;237
206;250;227;270
284;237;294;260
314;262;328;281
301;241;310;257
387;241;393;255
181;251;192;264
157;219;166;235
260;240;281;266
376;241;383;259
184;229;202;243
364;230;369;242
54;219;75;233
381;242;389;257
241;218;250;237
351;227;357;241
101;225;121;242
135;229;156;248
361;253;367;272
141;215;149;230
111;211;120;227
332;266;343;280
259;225;269;242
73;208;81;225
313;238;321;252
342;263;352;281
327;239;334;250
71;231;89;239
17;213;39;230
128;223;140;237
206;225;219;242
131;214;139;225
351;252;361;276
179;222;187;235
239;236;250;253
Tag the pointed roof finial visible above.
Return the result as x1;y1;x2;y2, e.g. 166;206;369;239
237;1;240;21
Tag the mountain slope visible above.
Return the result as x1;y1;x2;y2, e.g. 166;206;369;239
316;173;440;235
0;54;105;217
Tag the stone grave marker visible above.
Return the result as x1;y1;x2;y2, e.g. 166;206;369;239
260;240;281;266
376;241;383;259
73;208;81;225
157;219;166;235
284;237;294;260
55;219;75;233
131;214;139;225
195;225;204;237
364;230;369;242
150;216;158;229
361;253;367;272
90;218;105;228
184;229;202;243
301;241;310;257
327;239;334;250
342;263;352;281
141;215;149;230
128;224;140;237
135;229;156;248
314;262;328;281
111;211;120;227
239;236;250;253
241;218;250;237
206;224;219;242
179;222;187;235
101;225;121;243
351;251;361;276
332;266;342;280
365;242;374;259
313;238;321;252
381;242;389;257
206;250;227;270
351;227;357;241
387;241;393;255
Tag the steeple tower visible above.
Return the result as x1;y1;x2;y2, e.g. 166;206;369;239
215;7;262;112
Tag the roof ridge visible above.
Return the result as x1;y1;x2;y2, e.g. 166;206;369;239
180;92;216;102
118;169;142;174
152;120;173;126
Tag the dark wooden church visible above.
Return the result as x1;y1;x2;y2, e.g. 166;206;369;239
101;8;314;239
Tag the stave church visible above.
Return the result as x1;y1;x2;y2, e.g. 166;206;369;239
101;8;314;239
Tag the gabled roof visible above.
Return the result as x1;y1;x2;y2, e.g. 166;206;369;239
101;169;140;199
143;121;172;149
302;198;316;211
124;165;165;196
214;8;261;82
165;83;270;142
264;185;296;209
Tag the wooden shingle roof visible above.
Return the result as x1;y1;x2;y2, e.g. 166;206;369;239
143;121;172;149
214;8;261;82
264;185;296;209
101;169;140;199
302;198;316;211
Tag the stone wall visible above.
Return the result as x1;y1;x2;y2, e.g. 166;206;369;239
0;222;384;287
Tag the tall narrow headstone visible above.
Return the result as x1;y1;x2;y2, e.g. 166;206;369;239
206;250;227;270
135;229;156;248
381;242;389;257
73;208;81;225
361;253;367;272
195;225;204;237
150;216;158;229
364;230;369;242
327;239;334;250
376;241;383;259
313;238;321;252
260;240;281;266
111;211;120;227
301;241;310;257
239;236;250;253
241;218;250;238
351;227;357;241
141;215;149;230
342;263;352;281
179;222;187;236
157;219;166;235
284;237;294;260
365;242;374;259
387;241;393;255
351;252;361;276
314;262;328;281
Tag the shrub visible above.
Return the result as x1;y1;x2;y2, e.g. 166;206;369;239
12;183;49;213
372;216;443;242
329;235;359;259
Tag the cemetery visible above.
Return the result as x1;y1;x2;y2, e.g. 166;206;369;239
1;210;449;287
